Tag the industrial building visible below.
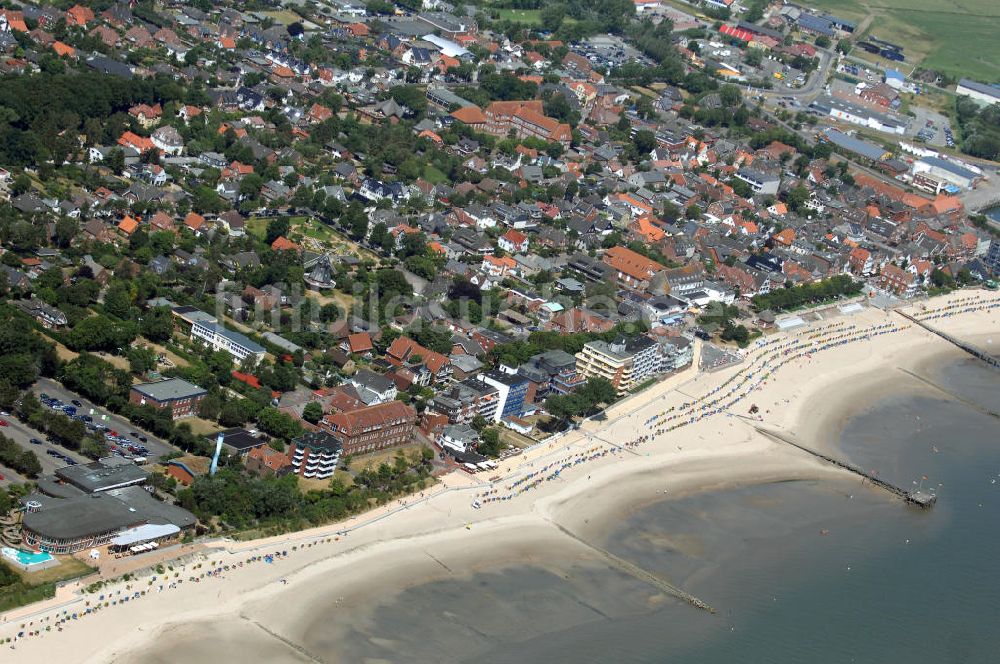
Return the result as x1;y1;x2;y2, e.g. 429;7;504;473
956;79;1000;106
912;157;981;193
821;128;891;162
811;96;907;135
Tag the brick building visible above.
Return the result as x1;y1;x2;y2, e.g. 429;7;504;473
483;100;572;145
129;378;207;419
320;401;417;456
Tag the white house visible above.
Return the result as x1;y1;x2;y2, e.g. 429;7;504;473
151;126;184;156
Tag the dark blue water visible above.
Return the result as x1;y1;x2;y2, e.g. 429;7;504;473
290;357;1000;664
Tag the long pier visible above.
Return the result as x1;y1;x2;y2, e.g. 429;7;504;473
550;522;716;614
756;427;936;508
896;310;1000;369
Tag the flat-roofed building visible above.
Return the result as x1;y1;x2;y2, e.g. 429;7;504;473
191;320;266;363
735;167;780;195
912;156;980;193
21;485;195;554
54;456;149;494
575;336;664;396
217;427;269;459
956;78;1000;106
478;370;534;423
170;305;217;334
129;377;207;419
288;431;342;480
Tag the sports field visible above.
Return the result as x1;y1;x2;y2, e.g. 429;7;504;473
803;0;1000;82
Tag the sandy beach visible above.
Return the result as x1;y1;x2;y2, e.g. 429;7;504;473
3;290;999;663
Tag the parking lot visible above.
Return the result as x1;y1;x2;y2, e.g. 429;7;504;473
0;414;90;487
907;105;954;148
32;378;176;462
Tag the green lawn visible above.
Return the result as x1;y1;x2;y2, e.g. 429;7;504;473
422;164;449;185
246;216;268;240
496;8;542;25
802;0;1000;82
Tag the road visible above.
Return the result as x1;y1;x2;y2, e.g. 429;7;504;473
32;378;176;462
747;46;836;107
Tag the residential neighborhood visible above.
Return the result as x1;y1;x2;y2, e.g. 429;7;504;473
0;0;998;643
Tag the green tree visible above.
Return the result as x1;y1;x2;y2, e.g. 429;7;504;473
140;307;174;342
265;217;290;244
302;401;324;424
633;129;656;156
540;4;566;31
54;217;78;248
104;281;133;319
785;183;810;213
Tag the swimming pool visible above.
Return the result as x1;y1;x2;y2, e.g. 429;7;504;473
2;547;55;568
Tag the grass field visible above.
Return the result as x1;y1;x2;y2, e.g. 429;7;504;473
495;8;542;25
261;10;302;26
803;0;1000;82
246;216;268;240
15;556;95;586
423;164;449;185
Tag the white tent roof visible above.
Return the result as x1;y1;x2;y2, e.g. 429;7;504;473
838;302;863;314
111;523;180;547
776;316;806;330
424;34;470;58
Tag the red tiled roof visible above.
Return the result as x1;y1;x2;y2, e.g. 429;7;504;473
450;105;487;125
117;216;139;235
323;400;415;436
271;236;300;252
602;246;664;282
347;332;373;354
232;371;261;389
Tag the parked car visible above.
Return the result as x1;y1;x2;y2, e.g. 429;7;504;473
71;400;83;407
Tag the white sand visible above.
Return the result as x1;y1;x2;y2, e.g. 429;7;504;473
3;291;999;663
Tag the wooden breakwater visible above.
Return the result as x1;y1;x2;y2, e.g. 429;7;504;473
756;427;936;508
551;522;716;614
896;310;1000;369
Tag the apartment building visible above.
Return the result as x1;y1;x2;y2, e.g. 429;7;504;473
734;167;780;195
478;370;535;423
426;378;500;423
288;431;342;480
517;349;586;398
575;336;664;396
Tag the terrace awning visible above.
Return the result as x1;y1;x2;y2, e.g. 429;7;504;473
111;523;180;547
